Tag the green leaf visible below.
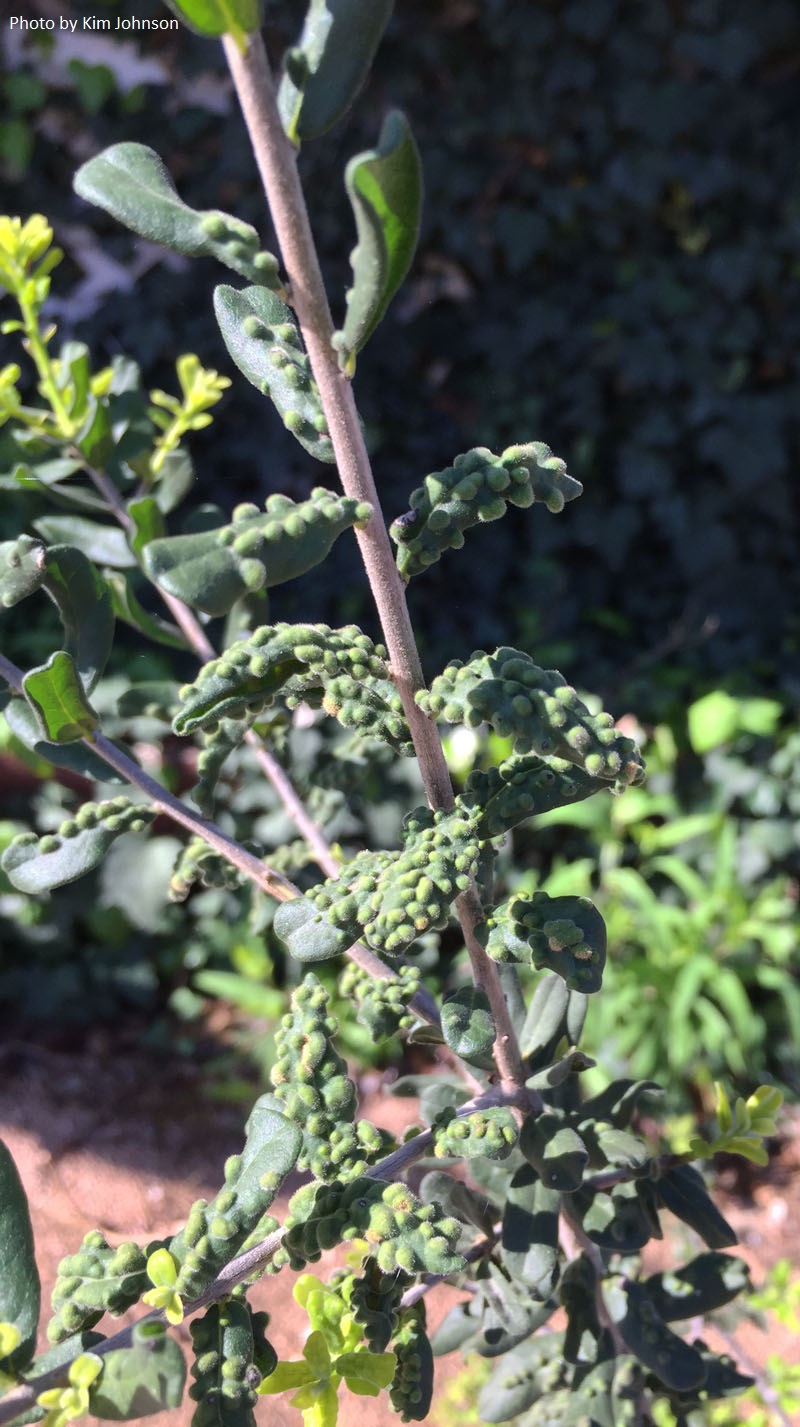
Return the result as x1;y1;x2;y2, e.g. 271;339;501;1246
273;895;352;963
127;497;165;563
500;1166;560;1301
143;491;368;616
22;652;100;743
163;0;262;43
644;1253;750;1321
335;110;423;369
32;516;136;568
0;535;46;607
440;987;495;1068
519;1115;588;1191
75;143;278;285
686;689;781;753
604;1278;707;1392
336;1349;395;1394
3;698;126;782
519;972;569;1059
0;1139;40;1373
213;286;335;461
105;572;186;651
40;546;114;692
278;0;395;143
655;1164;737;1249
88;1319;186;1419
1;797;156;894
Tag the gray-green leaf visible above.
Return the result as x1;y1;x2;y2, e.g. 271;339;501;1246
74;143;280;288
213;286;334;461
0;1139;40;1373
278;0;394;143
334;110;422;370
2;797;156;894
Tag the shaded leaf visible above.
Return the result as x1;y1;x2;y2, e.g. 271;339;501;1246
89;1319;186;1419
335;111;422;368
279;0;394;143
0;1139;40;1373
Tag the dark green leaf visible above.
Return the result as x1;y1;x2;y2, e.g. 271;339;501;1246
605;1278;707;1392
655;1165;738;1249
519;1115;588;1191
75;144;277;286
441;987;495;1069
32;517;135;569
40;546;114;692
127;497;165;562
273;895;351;963
525;1049;594;1090
213;286;334;461
0;1139;40;1373
4;698;126;783
500;1165;560;1300
105;572;186;650
644;1253;750;1321
278;0;394;143
580;1080;664;1130
22;652;100;743
466;1262;554;1359
572;1180;660;1253
520;972;569;1059
89;1319;186;1419
335;110;423;368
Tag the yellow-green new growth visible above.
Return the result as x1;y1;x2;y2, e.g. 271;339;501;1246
149;353;231;475
689;1084;783;1167
37;1352;103;1427
142;1247;184;1325
258;1275;396;1427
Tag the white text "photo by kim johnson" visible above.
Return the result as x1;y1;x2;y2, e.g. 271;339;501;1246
8;14;179;31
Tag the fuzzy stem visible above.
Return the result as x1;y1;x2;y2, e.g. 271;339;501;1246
222;30;525;1090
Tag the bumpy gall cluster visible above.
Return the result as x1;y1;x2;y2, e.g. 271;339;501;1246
349;1258;410;1354
270;973;358;1174
388;1303;434;1421
174;622;411;754
189;1299;272;1427
465;752;598;838
49;1232;149;1343
389;443;581;580
487;892;607;994
338;962;421;1039
432;1107;519;1161
145;491;370;616
417;648;645;788
280;1177;464;1277
170;1153;282;1300
170;835;249;900
309;805;482;956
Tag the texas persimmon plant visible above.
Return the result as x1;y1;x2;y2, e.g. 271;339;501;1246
0;3;783;1425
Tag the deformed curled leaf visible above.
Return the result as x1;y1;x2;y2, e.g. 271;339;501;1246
213;285;334;461
334;110;423;370
75;143;279;287
88;1318;186;1419
273;895;352;964
2;796;156;894
390;443;582;580
22;651;100;744
278;0;395;143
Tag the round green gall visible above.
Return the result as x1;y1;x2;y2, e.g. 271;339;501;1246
242;317;267;339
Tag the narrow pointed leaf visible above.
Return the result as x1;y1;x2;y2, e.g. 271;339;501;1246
0;1140;40;1374
335;110;422;367
213;285;334;461
278;0;394;143
22;652;100;743
2;797;156;894
75;143;278;285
